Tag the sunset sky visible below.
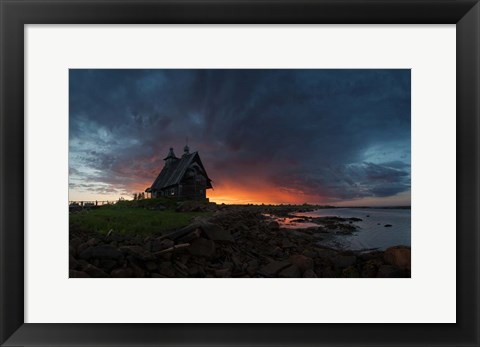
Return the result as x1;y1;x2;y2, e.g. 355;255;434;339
69;69;411;206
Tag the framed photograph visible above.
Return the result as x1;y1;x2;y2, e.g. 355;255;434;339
1;0;479;346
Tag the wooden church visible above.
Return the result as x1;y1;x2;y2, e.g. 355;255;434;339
146;145;213;200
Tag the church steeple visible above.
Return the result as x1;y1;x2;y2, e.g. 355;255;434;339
163;147;178;166
183;137;190;156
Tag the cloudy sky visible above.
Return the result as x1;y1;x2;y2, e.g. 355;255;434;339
69;69;411;205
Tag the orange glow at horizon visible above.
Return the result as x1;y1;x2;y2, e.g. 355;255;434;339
206;180;325;205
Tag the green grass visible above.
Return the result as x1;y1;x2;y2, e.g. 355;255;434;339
70;200;211;236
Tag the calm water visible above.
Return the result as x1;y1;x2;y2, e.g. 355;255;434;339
277;208;411;251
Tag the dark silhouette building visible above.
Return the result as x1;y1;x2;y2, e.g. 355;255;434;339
146;145;213;200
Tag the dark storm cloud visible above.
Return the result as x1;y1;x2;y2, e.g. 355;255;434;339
69;69;410;202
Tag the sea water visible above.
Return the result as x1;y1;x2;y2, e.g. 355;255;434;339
279;208;411;251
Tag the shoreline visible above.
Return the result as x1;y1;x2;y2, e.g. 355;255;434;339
69;203;411;278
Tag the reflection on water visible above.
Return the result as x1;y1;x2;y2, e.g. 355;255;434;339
274;208;411;251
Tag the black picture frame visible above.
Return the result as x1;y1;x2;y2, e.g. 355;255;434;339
1;1;478;346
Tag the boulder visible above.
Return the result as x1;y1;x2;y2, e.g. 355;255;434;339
289;254;314;272
214;268;232;277
69;270;90;278
110;267;134;278
268;221;280;230
342;266;360;278
259;260;291;276
270;247;285;258
79;245;123;261
83;264;109;278
151;238;174;253
177;229;202;243
69;237;83;256
157;262;176;277
383;246;411;270
315;247;338;259
69;256;80;270
145;261;158;272
281;239;295;248
303;269;317;278
278;265;301;278
377;265;405;278
302;249;318;258
246;259;259;276
231;222;249;233
361;260;379;278
200;222;235;243
188;265;205;277
332;254;357;269
99;259;118;272
188;238;216;258
119;245;155;261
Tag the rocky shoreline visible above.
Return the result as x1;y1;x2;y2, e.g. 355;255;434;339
69;205;411;278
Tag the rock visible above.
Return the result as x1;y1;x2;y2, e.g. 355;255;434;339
188;265;205;277
76;242;90;255
177;229;202;243
69;237;83;256
188;238;216;258
231;222;249;233
200;222;235;243
214;268;232;277
119;245;155;261
151;238;174;253
319;266;336;278
79;245;123;260
83;264;109;278
315;247;338;259
289;254;314;272
383;246;411;270
303;269;317;278
110;267;134;278
259;260;291;276
342;266;360;277
246;259;259;276
281;239;295;248
278;265;301;278
157;262;176;277
270;247;285;258
160;223;202;241
69;270;90;278
361;260;379;277
332;254;357;269
145;261;158;272
268;221;280;230
129;262;146;278
302;249;318;258
69;256;80;270
377;265;405;278
99;259;118;272
231;255;243;269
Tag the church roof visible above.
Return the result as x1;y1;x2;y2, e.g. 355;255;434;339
150;151;212;191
